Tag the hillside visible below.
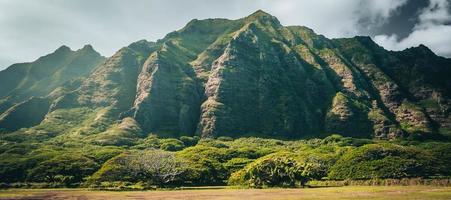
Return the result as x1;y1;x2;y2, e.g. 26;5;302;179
0;45;105;131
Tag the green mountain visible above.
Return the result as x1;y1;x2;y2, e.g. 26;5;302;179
0;45;105;131
1;10;450;141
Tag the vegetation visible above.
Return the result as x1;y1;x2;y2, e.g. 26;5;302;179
0;134;450;189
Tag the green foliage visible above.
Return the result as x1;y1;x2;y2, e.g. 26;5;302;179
128;150;184;186
224;158;253;174
27;154;99;186
417;142;451;176
229;151;311;188
83;146;124;163
132;136;186;151
176;145;230;185
1;134;450;189
322;134;373;147
328;143;438;180
88;152;135;184
89;150;184;187
179;136;200;147
159;139;185;151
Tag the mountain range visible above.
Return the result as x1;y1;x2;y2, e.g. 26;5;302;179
1;10;450;142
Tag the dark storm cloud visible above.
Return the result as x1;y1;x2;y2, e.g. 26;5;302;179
0;0;449;70
374;0;451;57
368;0;430;38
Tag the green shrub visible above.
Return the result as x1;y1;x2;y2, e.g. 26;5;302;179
229;151;318;188
176;145;231;185
0;154;28;183
417;142;451;176
328;143;437;180
84;146;124;163
224;157;253;174
160;139;185;151
89;150;185;187
88;153;135;184
179;136;200;146
27;154;99;186
217;136;233;141
133;134;160;149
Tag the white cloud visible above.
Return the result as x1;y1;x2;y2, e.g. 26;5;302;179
374;0;451;57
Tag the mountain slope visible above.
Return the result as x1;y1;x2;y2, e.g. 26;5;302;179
0;10;450;141
0;45;105;131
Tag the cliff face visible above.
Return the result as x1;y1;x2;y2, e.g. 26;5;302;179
1;10;450;140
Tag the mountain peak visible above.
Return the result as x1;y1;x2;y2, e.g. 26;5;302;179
401;44;436;56
55;45;72;53
81;44;94;51
249;9;271;18
244;10;281;27
78;44;103;57
416;44;434;53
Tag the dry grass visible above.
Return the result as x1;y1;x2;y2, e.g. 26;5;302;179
0;186;450;200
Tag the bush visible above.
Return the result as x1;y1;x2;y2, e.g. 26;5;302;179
85;146;124;163
176;145;231;185
89;150;184;187
160;139;185;151
27;154;99;186
0;154;29;183
88;153;135;184
418;142;451;176
224;157;253;174
179;136;200;147
296;145;347;179
328;143;437;180
229;151;318;188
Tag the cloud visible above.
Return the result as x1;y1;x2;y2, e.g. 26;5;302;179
374;0;451;57
260;0;408;38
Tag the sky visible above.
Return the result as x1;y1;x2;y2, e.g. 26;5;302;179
0;0;450;70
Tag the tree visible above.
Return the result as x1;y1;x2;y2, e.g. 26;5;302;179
27;154;99;186
229;151;314;188
128;150;183;186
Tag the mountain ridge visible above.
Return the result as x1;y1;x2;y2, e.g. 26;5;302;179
0;10;450;142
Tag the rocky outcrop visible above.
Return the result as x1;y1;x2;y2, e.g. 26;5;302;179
131;42;203;136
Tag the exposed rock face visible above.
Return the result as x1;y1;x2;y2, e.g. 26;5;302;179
1;10;450;140
132;44;203;136
198;21;321;138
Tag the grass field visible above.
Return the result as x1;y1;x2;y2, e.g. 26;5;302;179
0;186;450;200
